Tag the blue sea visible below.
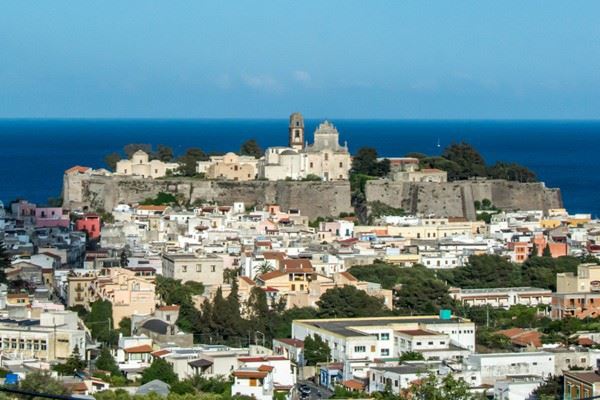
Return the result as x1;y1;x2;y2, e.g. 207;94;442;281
0;119;598;216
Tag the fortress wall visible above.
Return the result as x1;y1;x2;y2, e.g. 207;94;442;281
64;175;353;219
365;179;562;219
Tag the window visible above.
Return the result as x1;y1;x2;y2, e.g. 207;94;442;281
182;265;187;273
380;333;390;340
354;346;366;353
428;341;434;345
196;265;202;273
324;153;329;161
380;349;390;356
394;380;398;387
416;342;422;346
41;341;47;351
339;162;343;168
211;265;216;272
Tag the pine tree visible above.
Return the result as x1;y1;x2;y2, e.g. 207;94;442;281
95;346;120;376
53;345;86;375
531;243;538;257
543;244;552;257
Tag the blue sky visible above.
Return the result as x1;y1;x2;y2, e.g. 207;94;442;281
1;1;599;119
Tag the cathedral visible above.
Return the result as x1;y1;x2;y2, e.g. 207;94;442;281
258;113;351;181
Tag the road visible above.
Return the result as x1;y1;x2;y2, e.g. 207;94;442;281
297;380;333;400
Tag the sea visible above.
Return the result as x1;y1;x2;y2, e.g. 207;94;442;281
0;119;599;216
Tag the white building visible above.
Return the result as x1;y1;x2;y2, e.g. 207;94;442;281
116;150;178;179
259;114;351;182
292;315;475;380
467;352;555;385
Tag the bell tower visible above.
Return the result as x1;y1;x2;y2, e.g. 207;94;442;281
289;112;304;150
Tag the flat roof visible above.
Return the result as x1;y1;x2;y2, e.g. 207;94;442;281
458;287;550;294
296;316;470;338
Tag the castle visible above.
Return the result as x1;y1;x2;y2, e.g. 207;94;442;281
257;113;351;181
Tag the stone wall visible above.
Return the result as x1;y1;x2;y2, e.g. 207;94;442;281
364;179;562;219
64;174;563;221
63;174;353;219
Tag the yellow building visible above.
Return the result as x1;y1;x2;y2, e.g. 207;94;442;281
197;152;258;181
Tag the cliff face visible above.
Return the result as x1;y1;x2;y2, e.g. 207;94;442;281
63;174;353;219
364;179;563;218
63;174;562;220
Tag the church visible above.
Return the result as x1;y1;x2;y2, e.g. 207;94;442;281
258;113;351;181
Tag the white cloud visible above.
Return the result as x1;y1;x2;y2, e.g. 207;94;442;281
293;70;311;84
241;73;283;93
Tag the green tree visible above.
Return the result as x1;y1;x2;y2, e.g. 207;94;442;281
543;244;552;257
301;174;322;181
316;285;388;318
53;345;86;375
441;142;487;180
177;148;208;177
141;357;178;385
240;139;263;158
398;351;425;362
119;317;132;336
19;371;71;398
154;144;174;162
256;261;274;276
303;334;330;366
86;300;116;344
532;375;563;400
140;192;177;205
104;152;121;171
352;147;389;177
95;346;120;376
410;373;477;400
531;242;538;257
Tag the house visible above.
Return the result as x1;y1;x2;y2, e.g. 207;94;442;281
466;352;554;385
116;150;178;179
449;287;552;309
231;366;275;400
75;214;101;240
292;315;475;380
197;152;258;181
553;263;600;319
368;365;427;395
162;253;224;287
563;370;600;400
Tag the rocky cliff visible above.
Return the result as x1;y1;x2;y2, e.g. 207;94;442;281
63;174;562;220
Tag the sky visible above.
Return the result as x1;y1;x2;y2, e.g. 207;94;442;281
1;1;600;119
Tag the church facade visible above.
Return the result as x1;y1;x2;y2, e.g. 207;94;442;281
258;113;351;181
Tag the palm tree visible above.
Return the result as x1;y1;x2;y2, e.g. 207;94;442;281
256;261;274;276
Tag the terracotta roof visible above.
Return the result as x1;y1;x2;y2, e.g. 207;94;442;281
233;370;268;379
151;349;171;357
282;259;313;270
65;166;91;174
564;371;600;383
257;270;286;281
578;337;594;346
343;379;366;391
339;272;358;281
158;305;180;311
124;344;153;353
274;338;304;348
67;382;88;392
497;328;542;348
262;251;286;262
239;276;256;285
258;365;274;372
263;286;279;292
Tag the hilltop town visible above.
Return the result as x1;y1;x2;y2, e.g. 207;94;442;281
0;114;596;400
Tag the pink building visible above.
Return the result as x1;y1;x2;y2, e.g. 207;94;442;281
75;214;101;239
35;207;70;228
